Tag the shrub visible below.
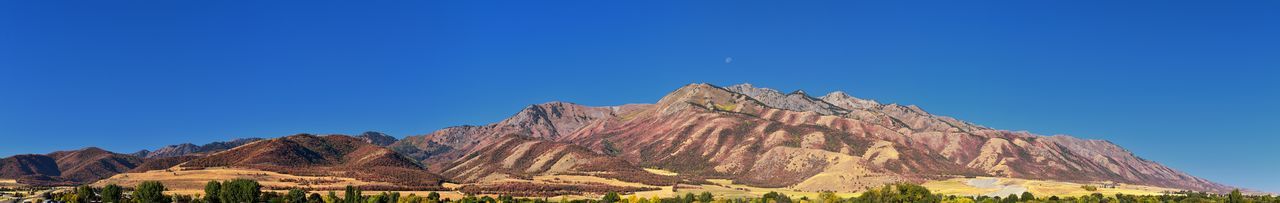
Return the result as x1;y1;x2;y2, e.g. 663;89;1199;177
1081;185;1098;191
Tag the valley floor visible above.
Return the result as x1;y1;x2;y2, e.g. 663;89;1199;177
92;167;1179;200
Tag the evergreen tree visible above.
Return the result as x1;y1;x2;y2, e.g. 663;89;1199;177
133;181;171;203
204;181;221;203
344;186;362;203
401;194;423;203
326;191;341;203
426;192;440;203
103;184;123;203
1019;192;1034;201
75;185;95;203
1229;189;1244;203
601;192;621;203
697;192;712;203
286;189;307;203
309;193;324;203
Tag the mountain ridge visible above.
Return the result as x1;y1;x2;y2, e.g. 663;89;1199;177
0;82;1240;194
393;82;1234;193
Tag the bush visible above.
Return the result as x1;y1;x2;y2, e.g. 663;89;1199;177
1080;185;1098;191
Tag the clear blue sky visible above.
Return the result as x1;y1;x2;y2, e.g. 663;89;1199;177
2;0;1276;192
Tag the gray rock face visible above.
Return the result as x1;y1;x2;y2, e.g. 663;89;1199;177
358;131;398;146
820;91;880;109
144;143;201;159
142;138;263;158
723;83;849;115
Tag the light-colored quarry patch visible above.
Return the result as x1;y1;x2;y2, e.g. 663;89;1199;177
643;168;678;176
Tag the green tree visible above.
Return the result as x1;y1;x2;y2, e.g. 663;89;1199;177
399;194;420;203
219;179;261;203
851;183;935;203
204;181;221;203
1019;192;1034;201
601;192;621;203
133;181;171;203
817;192;841;203
1001;194;1017;203
75;185;95;203
172;194;195;203
697;192;712;203
325;191;340;203
1228;189;1244;203
366;193;385;203
344;186;362;203
426;192;440;203
762;192;791;203
308;193;324;203
103;184;124;203
286;189;308;203
388;192;400;203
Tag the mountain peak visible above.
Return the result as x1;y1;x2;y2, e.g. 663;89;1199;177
358;131;398;146
824;91;850;98
721;83;846;115
788;90;807;95
820;90;880;109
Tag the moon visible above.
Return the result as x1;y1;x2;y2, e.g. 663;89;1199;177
725;57;733;64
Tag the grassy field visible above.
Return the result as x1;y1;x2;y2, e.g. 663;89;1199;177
93;167;401;195
922;177;1176;197
91;167;1182;200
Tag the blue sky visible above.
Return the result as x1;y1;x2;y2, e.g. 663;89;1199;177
1;0;1276;192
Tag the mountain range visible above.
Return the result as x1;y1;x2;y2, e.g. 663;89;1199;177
0;83;1235;194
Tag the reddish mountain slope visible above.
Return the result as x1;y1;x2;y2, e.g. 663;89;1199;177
128;155;200;173
389;102;648;170
0;148;142;186
442;135;677;186
184;134;443;188
0;155;61;180
395;83;1234;193
46;147;143;183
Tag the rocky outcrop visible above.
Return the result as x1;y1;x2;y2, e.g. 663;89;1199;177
135;138;263;158
357;131;399;146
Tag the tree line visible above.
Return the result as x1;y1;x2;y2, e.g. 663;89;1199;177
44;181;1280;203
